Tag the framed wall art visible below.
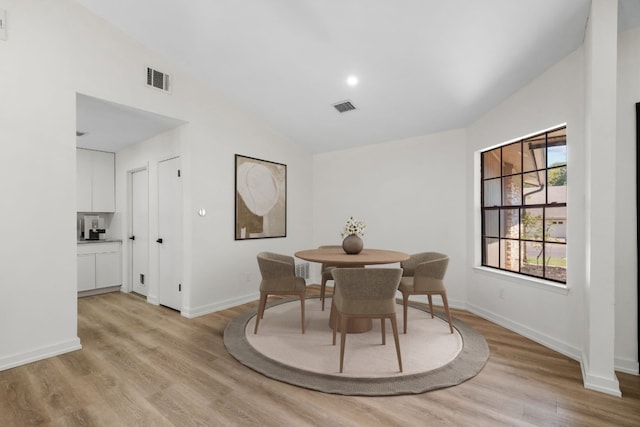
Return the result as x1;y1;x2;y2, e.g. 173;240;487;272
235;154;287;240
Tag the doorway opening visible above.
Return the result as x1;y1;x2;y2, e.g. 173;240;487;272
76;93;186;315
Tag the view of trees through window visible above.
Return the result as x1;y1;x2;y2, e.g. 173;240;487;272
481;126;567;283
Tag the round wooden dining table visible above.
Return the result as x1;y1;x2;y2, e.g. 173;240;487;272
295;247;410;266
294;247;409;333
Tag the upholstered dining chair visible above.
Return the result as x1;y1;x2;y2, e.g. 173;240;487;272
331;268;404;373
318;245;342;311
399;252;453;334
254;252;307;334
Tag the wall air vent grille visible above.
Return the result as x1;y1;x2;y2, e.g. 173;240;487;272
333;100;356;113
146;66;171;93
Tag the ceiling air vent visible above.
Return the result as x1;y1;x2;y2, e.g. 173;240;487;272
146;66;171;93
333;100;356;113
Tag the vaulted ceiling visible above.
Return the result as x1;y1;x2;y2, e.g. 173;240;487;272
75;0;640;153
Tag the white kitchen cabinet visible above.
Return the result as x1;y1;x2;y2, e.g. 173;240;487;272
77;253;96;291
95;251;120;288
77;242;121;294
77;148;115;212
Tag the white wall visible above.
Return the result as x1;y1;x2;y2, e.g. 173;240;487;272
312;129;468;305
616;27;640;373
180;115;313;318
582;0;619;395
464;6;639;383
0;0;82;369
465;48;587;361
0;0;313;368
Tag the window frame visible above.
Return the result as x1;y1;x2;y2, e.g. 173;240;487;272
480;125;567;285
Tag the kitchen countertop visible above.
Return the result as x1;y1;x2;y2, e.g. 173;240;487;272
77;239;123;244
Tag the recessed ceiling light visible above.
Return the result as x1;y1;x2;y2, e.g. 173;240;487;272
346;75;359;86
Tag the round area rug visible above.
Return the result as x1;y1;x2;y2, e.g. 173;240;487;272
224;297;489;396
246;297;463;377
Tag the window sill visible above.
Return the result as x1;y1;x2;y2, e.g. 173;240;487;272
472;266;569;295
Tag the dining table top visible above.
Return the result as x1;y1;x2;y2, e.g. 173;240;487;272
294;247;410;266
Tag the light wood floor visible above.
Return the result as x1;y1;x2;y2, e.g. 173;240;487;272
1;287;639;426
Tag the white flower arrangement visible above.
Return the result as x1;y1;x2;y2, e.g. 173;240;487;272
341;216;367;238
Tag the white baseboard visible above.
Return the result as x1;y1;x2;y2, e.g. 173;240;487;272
581;353;622;397
181;292;260;318
614;357;639;375
466;302;583;362
0;337;82;371
78;286;121;298
467;303;639;378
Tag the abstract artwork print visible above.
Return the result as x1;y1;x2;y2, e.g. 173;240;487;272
235;154;286;239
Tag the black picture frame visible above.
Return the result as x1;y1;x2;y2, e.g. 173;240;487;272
234;154;287;240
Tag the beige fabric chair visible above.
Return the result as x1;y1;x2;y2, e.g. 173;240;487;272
330;268;404;373
399;252;453;334
318;245;342;311
254;252;307;334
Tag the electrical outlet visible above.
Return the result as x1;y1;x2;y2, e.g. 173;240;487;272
499;288;504;299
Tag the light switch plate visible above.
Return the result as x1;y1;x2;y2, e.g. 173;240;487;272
0;9;6;41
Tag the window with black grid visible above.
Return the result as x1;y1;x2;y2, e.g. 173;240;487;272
481;126;567;284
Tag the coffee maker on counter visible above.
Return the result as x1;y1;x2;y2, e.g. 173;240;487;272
83;215;106;240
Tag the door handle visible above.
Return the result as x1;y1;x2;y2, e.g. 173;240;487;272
129;236;135;240
156;238;163;244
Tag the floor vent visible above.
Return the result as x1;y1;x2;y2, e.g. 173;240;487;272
146;66;171;93
295;262;310;279
333;100;357;113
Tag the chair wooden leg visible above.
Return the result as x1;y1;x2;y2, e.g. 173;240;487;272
300;294;305;334
331;300;337;345
441;292;454;334
261;294;267;319
402;291;409;334
320;278;327;311
254;292;267;334
339;314;348;373
390;315;402;372
381;318;386;345
427;294;434;318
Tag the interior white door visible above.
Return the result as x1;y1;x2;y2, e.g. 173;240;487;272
130;169;149;296
158;157;182;310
